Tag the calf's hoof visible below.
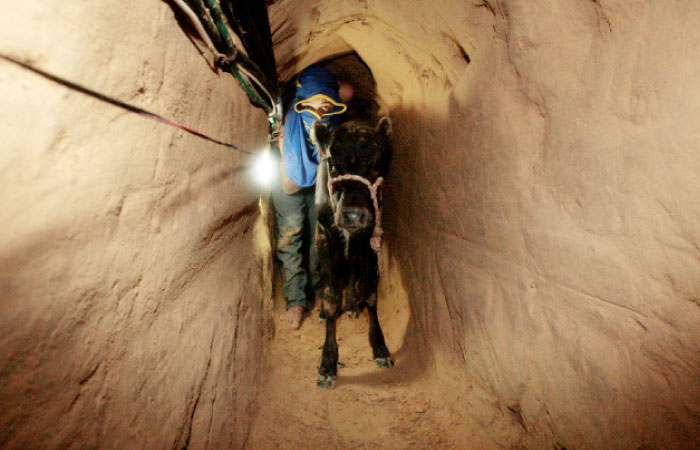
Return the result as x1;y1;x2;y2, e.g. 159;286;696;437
375;356;395;368
347;310;360;319
317;374;336;389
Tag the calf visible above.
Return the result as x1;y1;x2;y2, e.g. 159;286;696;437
312;117;393;388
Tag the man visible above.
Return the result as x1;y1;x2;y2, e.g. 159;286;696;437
271;66;350;329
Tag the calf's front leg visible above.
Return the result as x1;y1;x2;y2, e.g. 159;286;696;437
368;296;394;368
358;258;393;368
315;224;342;388
318;299;340;388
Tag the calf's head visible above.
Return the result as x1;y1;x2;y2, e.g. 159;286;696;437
314;117;392;233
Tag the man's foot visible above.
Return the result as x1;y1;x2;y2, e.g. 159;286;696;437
285;306;304;330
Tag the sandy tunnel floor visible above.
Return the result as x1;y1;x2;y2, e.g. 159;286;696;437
246;273;525;449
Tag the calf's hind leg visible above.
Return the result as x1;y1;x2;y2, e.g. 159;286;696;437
367;293;394;368
318;298;340;388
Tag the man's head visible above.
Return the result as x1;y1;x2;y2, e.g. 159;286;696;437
293;67;346;120
282;66;347;189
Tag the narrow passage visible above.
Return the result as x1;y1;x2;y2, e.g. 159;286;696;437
246;274;524;448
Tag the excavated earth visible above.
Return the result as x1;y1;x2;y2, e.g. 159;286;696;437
2;0;700;449
246;261;528;449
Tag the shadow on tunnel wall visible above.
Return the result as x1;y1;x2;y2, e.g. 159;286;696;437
381;94;700;447
382;105;475;373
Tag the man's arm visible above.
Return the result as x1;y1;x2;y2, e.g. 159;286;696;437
279;135;302;194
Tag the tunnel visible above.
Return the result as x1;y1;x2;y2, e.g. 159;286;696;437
2;0;700;448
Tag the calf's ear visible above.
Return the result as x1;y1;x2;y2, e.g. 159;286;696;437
376;116;392;136
312;122;332;157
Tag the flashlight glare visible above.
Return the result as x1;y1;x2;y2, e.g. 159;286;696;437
251;151;277;188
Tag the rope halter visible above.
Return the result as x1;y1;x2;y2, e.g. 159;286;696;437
327;173;385;275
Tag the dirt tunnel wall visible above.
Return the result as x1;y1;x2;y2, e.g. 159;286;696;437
1;1;271;448
270;0;700;447
2;0;700;448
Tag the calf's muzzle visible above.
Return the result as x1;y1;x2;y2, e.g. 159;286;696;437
339;206;371;229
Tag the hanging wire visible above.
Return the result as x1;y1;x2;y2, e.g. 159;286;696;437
169;0;279;123
169;0;225;61
235;63;277;118
0;53;251;153
2;1;282;154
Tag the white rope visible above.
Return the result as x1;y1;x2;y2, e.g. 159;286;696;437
236;63;278;120
170;0;226;60
327;174;385;276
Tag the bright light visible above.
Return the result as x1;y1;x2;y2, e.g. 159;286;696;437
250;149;278;188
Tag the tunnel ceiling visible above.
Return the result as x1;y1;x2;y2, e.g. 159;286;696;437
269;0;477;110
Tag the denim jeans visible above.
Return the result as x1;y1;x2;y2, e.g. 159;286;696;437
270;184;321;310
